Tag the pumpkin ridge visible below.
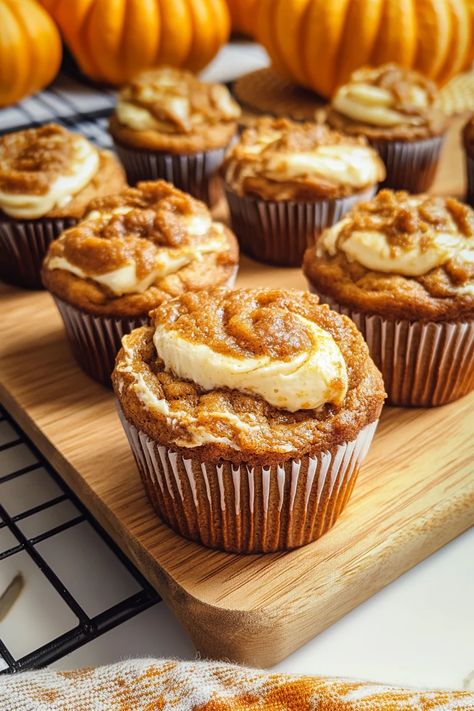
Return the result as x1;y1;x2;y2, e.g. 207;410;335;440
0;0;61;107
303;0;352;97
157;0;192;67
3;2;30;102
371;0;417;66
335;0;385;88
414;0;451;78
79;0;103;81
437;0;472;84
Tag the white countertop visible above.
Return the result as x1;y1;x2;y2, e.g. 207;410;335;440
51;528;474;691
0;42;473;691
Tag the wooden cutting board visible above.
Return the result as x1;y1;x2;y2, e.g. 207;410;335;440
1;118;473;668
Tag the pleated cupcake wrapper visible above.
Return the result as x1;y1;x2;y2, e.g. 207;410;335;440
225;187;376;267
52;265;237;387
114;142;227;206
0;217;76;290
465;154;474;208
312;289;474;407
370;136;444;193
53;297;149;387
118;408;378;553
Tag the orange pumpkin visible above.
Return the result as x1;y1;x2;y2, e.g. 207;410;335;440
226;0;258;36
40;0;231;86
256;0;474;98
0;0;62;107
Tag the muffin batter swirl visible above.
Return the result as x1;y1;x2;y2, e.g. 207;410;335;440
43;181;238;306
153;288;349;411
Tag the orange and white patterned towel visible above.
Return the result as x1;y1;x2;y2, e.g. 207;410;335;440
0;659;473;710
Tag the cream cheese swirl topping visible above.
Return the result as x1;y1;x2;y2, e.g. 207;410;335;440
332;64;437;128
0;126;99;219
224;118;385;197
318;191;474;278
151;289;348;412
44;181;234;296
116;67;241;135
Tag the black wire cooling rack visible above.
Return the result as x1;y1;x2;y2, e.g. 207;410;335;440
0;404;160;673
0;75;165;673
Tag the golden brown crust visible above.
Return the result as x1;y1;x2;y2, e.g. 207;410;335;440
303;190;474;321
42;181;239;317
223;117;385;201
110;115;238;154
113;289;386;466
327;64;447;141
0;124;79;194
109;67;240;153
43;150;126;219
0;122;126;221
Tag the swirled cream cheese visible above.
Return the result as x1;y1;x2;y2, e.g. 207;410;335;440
46;227;228;296
0;137;99;219
116;67;240;133
224;118;385;195
332;64;434;128
265;145;383;189
116;339;294;452
153;316;348;412
319;208;474;277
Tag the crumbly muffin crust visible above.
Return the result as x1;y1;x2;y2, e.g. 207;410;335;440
42;181;239;317
113;288;385;466
109;67;241;154
304;190;474;321
327;64;447;142
0;124;126;219
223;117;385;201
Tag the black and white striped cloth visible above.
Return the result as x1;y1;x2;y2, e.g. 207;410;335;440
0;75;116;148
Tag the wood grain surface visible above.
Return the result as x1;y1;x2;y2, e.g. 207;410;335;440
0;118;473;668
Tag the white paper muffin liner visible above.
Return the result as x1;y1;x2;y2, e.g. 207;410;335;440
311;289;474;407
114;141;228;206
370;136;444;193
53;297;149;387
225;186;376;267
465;154;474;207
0;217;76;289
117;408;378;553
51;266;238;387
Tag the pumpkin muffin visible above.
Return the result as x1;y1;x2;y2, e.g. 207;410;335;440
113;287;385;553
0;123;126;289
223;117;385;267
43;180;239;386
327;64;448;193
109;67;241;206
304;190;474;406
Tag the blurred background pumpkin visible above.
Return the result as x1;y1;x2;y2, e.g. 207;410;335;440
226;0;258;36
0;0;62;107
256;0;474;98
40;0;231;86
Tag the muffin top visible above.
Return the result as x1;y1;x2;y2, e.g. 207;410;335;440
327;64;446;141
223;117;385;201
42;181;239;318
0;124;125;220
109;67;241;153
304;190;474;321
113;288;385;465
